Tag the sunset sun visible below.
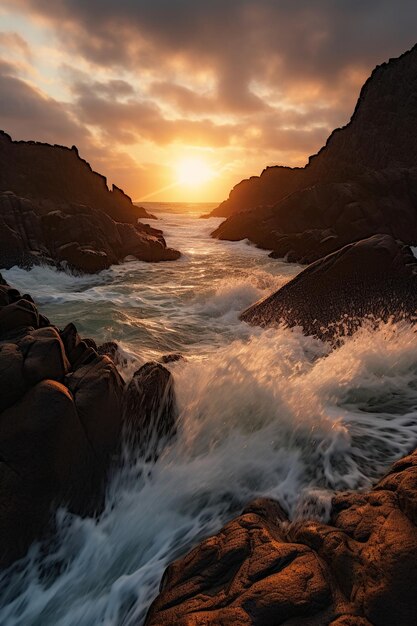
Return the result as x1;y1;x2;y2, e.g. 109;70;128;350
176;157;215;187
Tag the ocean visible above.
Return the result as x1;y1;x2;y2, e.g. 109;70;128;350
1;203;417;625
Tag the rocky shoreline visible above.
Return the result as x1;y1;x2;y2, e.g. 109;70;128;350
145;449;417;626
0;274;177;567
0;132;180;273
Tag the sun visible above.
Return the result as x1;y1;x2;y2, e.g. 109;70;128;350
175;157;215;187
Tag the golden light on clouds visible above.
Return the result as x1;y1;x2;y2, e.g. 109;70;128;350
0;1;416;202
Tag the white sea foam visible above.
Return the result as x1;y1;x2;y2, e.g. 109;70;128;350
1;208;417;625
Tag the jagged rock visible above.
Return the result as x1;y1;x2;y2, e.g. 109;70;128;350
97;341;130;368
0;192;180;273
210;45;417;263
0;131;153;224
122;361;177;459
146;440;417;626
240;234;417;341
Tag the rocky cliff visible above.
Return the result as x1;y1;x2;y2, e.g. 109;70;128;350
0;131;152;224
0;132;180;272
210;44;417;262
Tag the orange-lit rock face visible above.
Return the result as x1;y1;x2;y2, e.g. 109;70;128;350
145;450;417;626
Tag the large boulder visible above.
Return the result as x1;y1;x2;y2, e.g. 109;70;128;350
145;447;417;626
240;234;417;341
122;361;177;460
0;274;124;566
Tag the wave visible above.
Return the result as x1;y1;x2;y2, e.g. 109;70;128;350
1;320;417;625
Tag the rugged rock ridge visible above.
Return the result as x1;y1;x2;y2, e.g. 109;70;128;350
210;44;417;262
0;274;178;568
240;234;417;341
0;131;152;224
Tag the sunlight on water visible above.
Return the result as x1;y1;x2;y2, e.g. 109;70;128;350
1;206;417;625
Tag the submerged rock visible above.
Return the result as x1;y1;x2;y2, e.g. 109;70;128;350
145;445;417;626
240;234;417;341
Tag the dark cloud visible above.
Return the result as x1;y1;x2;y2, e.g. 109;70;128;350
0;57;89;147
6;1;417;107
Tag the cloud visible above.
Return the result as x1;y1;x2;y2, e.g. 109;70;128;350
1;1;417;200
0;57;89;147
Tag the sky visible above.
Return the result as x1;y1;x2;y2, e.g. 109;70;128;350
0;1;417;202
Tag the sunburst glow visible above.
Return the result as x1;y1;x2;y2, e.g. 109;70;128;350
176;157;215;187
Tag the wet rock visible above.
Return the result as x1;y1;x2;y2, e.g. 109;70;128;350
0;188;180;275
22;327;70;385
66;355;124;467
0;379;95;566
0;343;25;412
159;353;184;364
0;277;125;566
0;298;39;334
122;361;177;459
97;340;129;368
240;234;417;341
146;439;417;626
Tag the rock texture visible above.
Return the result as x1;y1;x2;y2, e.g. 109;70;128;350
0;275;178;568
210;44;417;263
146;445;417;626
0;132;180;272
240;234;417;341
0;191;180;273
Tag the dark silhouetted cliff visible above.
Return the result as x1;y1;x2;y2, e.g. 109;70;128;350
211;44;417;262
0;131;152;224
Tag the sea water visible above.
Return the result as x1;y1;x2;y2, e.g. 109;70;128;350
1;203;417;625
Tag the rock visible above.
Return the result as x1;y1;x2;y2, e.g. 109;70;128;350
22;327;70;385
66;355;124;467
159;353;184;364
0;131;153;223
146;439;417;626
0;133;181;273
0;298;40;333
209;44;417;263
0;343;25;412
97;341;130;368
0;276;126;566
0;191;180;273
122;362;177;459
0;379;95;566
240;234;417;341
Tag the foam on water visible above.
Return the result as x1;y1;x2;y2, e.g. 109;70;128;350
1;206;417;625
